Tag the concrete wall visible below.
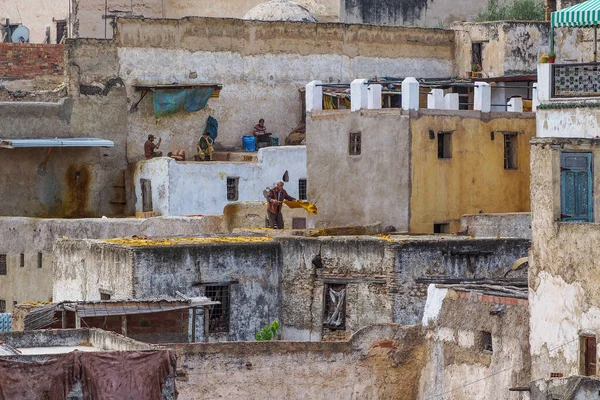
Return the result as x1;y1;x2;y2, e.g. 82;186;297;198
419;286;530;399
171;324;427;400
410;111;534;233
341;0;487;28
0;216;222;312
529;138;600;379
66;17;455;153
134;146;307;216
453;22;549;78
460;212;532;239
306;109;412;231
0;1;67;44
537;108;600;139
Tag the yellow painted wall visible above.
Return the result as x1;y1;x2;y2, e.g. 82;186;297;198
409;113;535;233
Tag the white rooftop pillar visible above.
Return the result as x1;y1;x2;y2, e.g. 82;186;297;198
351;79;369;111
427;89;444;109
367;83;382;109
537;63;552;102
532;83;539;112
402;77;419;111
474;82;491;112
444;93;459;110
305;80;322;112
507;96;523;112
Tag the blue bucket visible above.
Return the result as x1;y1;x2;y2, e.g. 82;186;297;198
242;135;256;152
272;137;279;146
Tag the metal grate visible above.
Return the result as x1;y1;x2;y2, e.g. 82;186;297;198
552;62;600;98
0;255;6;275
503;133;518;170
349;132;361;155
226;177;239;201
298;179;307;200
205;285;230;333
323;283;346;330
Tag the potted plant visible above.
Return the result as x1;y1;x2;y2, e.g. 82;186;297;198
471;63;481;78
548;50;556;63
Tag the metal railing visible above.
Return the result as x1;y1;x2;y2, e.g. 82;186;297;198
552;62;600;98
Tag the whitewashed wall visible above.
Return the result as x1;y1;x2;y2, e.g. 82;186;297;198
134;146;307;216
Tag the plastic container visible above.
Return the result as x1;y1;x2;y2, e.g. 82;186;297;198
242;135;256;152
272;137;279;146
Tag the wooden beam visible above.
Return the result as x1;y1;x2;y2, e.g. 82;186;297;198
204;306;210;343
191;308;197;343
75;313;81;329
61;310;67;329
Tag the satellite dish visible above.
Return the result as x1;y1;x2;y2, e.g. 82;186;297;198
11;26;29;43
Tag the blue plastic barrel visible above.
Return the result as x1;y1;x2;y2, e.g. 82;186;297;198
242;135;256;152
272;137;279;146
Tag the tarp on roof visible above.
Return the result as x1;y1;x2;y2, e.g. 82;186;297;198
0;138;114;149
552;0;600;27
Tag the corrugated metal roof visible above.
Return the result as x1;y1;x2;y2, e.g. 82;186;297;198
62;297;218;318
0;138;115;149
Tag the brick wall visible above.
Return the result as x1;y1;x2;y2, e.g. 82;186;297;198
0;43;64;80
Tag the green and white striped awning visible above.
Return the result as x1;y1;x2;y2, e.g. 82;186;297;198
552;0;600;27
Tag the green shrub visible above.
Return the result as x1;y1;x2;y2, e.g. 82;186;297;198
474;0;545;22
255;320;280;341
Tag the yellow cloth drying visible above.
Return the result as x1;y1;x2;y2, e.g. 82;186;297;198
283;200;318;215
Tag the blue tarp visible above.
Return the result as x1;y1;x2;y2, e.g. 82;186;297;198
153;88;214;119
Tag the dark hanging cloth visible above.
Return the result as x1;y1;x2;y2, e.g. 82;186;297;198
204;115;218;141
153;88;214;119
0;352;78;400
78;350;176;400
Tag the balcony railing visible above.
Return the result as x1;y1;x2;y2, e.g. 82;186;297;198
552;62;600;98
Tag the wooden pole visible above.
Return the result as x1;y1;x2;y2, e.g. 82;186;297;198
121;315;127;337
75;313;81;329
61;310;67;329
191;308;197;343
203;306;210;343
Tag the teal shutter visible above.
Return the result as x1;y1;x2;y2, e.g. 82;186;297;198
561;152;593;222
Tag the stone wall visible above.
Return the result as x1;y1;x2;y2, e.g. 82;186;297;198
419;286;530;399
172;323;427;400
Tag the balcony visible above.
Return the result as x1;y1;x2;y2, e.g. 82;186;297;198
551;62;600;98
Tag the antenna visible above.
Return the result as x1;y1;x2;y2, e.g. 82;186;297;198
11;26;29;43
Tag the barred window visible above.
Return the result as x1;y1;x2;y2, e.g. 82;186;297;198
205;285;230;333
226;177;239;201
0;255;6;275
503;132;518;170
349;132;361;156
323;283;346;330
37;252;43;269
0;300;5;313
20;253;24;268
298;179;307;200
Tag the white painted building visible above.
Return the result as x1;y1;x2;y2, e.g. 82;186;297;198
134;146;307;216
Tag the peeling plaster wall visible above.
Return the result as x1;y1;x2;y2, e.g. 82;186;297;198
529;138;600;379
418;287;530;399
0;0;67;43
67;18;455;153
537;108;600;139
133;146;307;216
172;324;427;400
460;212;532;239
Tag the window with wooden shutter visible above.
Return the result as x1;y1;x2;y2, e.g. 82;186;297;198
560;152;593;222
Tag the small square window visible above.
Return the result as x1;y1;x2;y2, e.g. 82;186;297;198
298;179;307;200
349;132;361;156
205;285;230;333
480;331;493;353
100;293;111;300
292;217;306;229
37;252;43;269
433;223;450;233
438;132;452;159
503;132;518;170
20;254;24;268
0;300;5;313
226;177;239;201
324;283;346;330
0;255;6;275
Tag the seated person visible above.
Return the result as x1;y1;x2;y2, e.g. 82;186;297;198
253;118;272;147
144;134;162;159
167;150;186;161
197;132;214;161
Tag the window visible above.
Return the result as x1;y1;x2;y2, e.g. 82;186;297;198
581;335;597;376
323;283;346;330
140;179;153;212
56;20;67;43
472;42;482;69
0;255;6;275
561;152;593;222
100;293;111;300
438;132;452;159
37;252;43;269
292;217;306;229
503;132;518;170
298;179;307;200
433;223;450;233
0;300;5;313
226;177;239;201
480;331;493;353
205;285;230;333
20;253;24;268
349;132;361;155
